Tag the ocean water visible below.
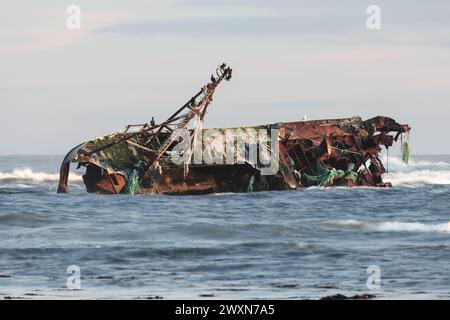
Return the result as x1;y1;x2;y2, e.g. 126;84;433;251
0;154;449;299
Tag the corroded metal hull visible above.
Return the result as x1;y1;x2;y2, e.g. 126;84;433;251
58;116;410;195
57;64;411;195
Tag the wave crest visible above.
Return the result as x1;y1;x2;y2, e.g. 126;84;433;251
382;156;450;186
0;168;82;183
330;219;450;234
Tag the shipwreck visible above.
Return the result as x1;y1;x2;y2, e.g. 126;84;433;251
58;64;411;195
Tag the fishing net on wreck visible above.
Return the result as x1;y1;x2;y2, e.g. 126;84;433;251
401;132;410;165
302;160;358;187
125;168;140;195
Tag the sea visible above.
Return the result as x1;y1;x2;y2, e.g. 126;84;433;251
0;154;449;299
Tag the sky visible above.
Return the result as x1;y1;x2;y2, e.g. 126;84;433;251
1;0;450;155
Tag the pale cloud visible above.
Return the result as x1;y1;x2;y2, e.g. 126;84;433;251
0;6;127;54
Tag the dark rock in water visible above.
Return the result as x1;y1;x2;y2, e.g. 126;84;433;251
315;284;339;289
199;293;215;297
134;295;163;300
320;293;376;300
144;295;163;300
272;283;298;289
95;275;114;280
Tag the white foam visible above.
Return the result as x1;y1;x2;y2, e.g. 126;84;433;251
0;168;82;183
384;170;450;186
382;156;450;186
372;221;450;233
384;156;450;172
330;219;450;234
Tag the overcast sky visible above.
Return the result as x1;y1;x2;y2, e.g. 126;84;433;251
1;0;449;155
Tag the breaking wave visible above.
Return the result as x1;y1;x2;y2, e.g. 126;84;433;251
382;156;450;186
384;170;450;186
330;219;450;234
0;168;82;183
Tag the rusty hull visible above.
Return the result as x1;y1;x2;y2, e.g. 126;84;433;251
58;115;410;195
57;64;411;195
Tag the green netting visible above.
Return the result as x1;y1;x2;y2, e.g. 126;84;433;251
401;141;410;165
247;175;255;193
260;175;269;190
345;163;359;183
303;161;357;187
99;159;109;175
326;168;346;185
125;169;140;195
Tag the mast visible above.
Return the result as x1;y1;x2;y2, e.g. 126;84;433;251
142;63;232;172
